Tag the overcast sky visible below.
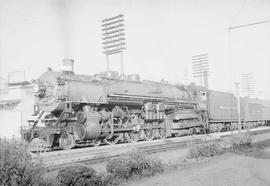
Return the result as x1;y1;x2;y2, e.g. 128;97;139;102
0;0;270;98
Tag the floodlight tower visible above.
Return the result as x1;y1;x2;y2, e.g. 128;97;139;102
192;54;209;88
101;14;126;75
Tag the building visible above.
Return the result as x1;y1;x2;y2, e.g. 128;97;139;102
0;76;34;138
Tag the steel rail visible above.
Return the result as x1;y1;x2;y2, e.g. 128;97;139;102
36;126;270;171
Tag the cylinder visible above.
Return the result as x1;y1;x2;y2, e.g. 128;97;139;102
73;107;101;140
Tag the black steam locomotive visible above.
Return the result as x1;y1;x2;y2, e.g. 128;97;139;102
21;60;270;151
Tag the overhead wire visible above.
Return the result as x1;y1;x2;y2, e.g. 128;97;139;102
229;20;270;30
229;0;248;28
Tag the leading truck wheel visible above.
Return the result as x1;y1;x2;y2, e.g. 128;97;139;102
59;133;76;150
28;138;50;153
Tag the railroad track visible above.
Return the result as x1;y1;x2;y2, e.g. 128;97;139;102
35;126;270;170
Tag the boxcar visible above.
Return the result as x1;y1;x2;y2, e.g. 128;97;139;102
208;90;239;122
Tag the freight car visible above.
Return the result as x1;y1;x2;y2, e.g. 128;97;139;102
21;60;270;151
208;90;270;132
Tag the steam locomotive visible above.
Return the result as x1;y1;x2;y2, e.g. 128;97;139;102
21;59;270;151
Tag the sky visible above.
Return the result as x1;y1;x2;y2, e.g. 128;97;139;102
0;0;270;98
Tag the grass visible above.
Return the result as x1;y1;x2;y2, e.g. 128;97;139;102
185;132;254;161
186;142;225;160
0;138;51;186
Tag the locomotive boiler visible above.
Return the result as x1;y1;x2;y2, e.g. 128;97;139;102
22;59;207;151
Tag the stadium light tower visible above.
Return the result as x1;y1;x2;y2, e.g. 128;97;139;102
101;14;126;75
192;54;209;88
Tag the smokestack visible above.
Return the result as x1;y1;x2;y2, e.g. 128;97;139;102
59;59;74;74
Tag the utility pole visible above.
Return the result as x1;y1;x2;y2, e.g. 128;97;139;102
203;71;209;89
235;82;241;133
240;72;255;127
